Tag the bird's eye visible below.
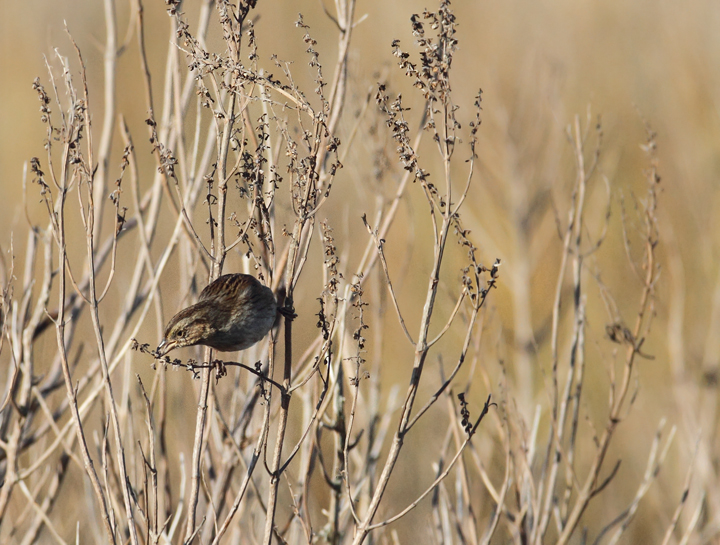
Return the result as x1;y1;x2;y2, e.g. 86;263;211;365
176;329;186;339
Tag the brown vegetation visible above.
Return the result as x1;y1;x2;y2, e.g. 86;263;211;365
0;1;717;544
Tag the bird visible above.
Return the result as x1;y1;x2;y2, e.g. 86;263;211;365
156;273;277;357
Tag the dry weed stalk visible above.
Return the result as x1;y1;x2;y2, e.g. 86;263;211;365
0;1;709;545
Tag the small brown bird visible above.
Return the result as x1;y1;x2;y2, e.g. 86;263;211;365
157;273;277;357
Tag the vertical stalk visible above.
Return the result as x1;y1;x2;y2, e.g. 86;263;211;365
262;295;294;545
184;41;238;539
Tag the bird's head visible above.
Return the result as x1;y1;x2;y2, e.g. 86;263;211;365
156;304;213;356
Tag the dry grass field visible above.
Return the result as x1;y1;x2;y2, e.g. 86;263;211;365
0;1;718;544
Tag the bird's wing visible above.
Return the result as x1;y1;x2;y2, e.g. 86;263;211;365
198;273;247;302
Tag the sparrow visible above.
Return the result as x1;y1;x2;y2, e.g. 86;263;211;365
156;273;277;356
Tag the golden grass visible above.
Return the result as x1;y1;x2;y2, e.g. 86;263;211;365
0;1;717;543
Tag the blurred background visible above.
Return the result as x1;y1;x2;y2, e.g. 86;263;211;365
1;0;719;543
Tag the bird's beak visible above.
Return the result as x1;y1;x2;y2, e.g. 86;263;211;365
156;339;172;357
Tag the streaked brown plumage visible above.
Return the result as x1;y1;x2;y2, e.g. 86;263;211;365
157;273;276;356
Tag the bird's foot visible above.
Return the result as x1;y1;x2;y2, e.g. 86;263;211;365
278;306;297;320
